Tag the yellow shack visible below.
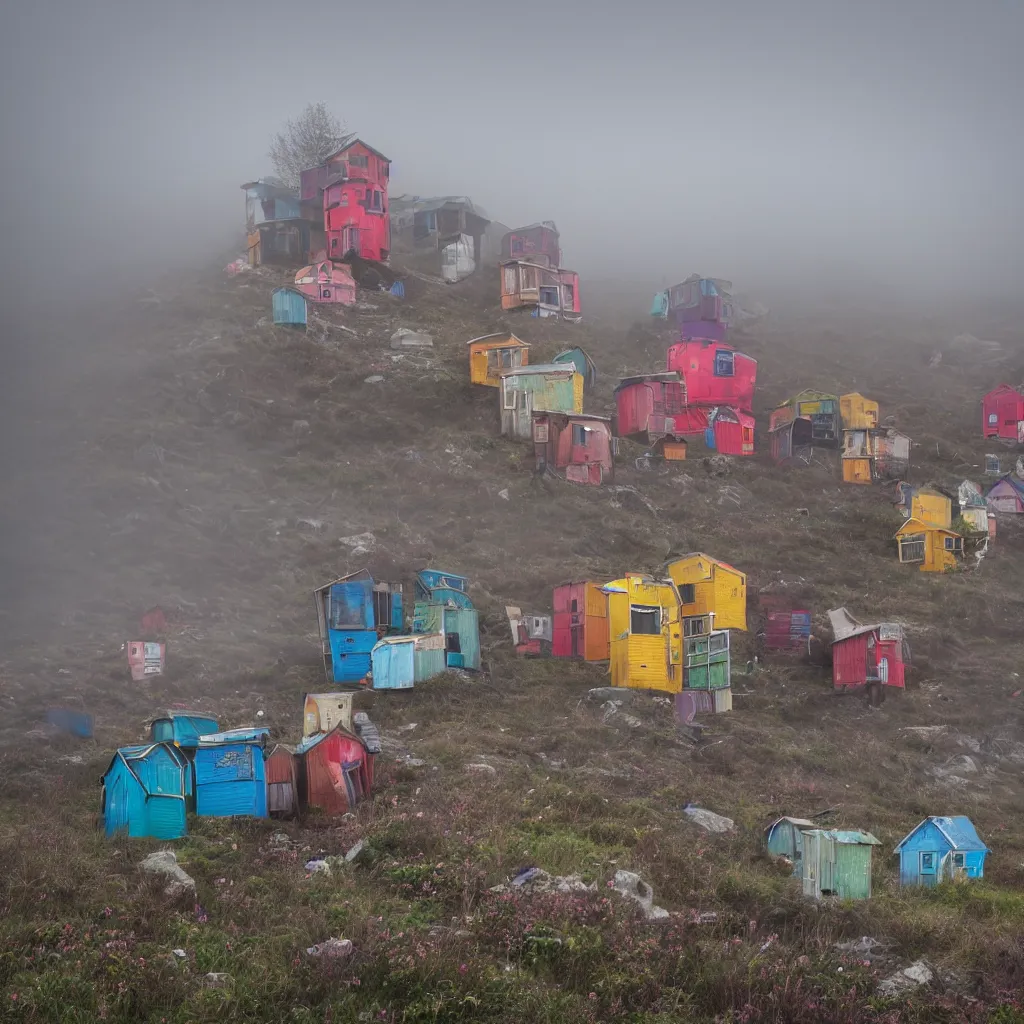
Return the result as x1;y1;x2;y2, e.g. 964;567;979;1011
839;392;880;430
467;332;530;387
302;692;354;737
910;486;953;529
666;553;747;631
602;575;683;693
895;518;963;573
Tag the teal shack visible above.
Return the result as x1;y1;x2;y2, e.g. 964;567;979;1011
272;287;308;327
801;829;881;900
412;569;480;672
553;346;598;392
194;728;269;819
682;621;731;690
764;816;816;876
149;712;220;751
100;743;192;840
370;635;416;690
894;816;989;886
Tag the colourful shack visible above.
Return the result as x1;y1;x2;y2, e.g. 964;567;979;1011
100;743;192;840
771;391;840;449
500;261;581;320
194;728;270;820
982;385;1024;442
272;287;308;327
759;596;812;654
828;607;907;691
370;635;417;690
265;744;299;817
683;624;731;695
295;725;374;815
909;486;953;528
665;340;757;411
708;406;755;456
323;175;390;264
839;392;880;430
871;429;912;480
467;332;530;387
552;581;610;661
149;712;220;751
293;261;356;306
666;277;726;340
498;364;583;440
667;553;747;631
500;222;561;266
894;816;989;886
895;518;963;572
532;412;614;485
801;829;881;900
302;692;354;738
602;575;683;694
314;571;404;684
985;474;1024;514
764;816;817;876
613;372;707;450
412;569;480;672
553;346;598;392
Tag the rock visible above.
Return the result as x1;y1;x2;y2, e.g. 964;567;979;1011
291;419;311;434
836;936;885;960
878;960;934;997
344;840;365;864
588;687;633;704
619;713;643;728
364;375;385;384
507;868;595;894
612;870;670;921
466;763;497;775
139;851;196;897
601;700;622;720
956;735;982;754
402;757;427;768
397;723;418;732
305;859;332;875
269;832;292;848
682;804;735;834
172;948;187;959
498;488;510;501
338;531;376;550
390;329;433;349
306;938;354;960
204;973;232;988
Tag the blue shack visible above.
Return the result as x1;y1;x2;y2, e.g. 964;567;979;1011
314;570;404;684
412;569;480;671
272;287;308;327
194;728;269;819
371;635;416;689
100;743;192;840
414;569;473;608
553;346;598;392
894;816;989;886
149;712;220;750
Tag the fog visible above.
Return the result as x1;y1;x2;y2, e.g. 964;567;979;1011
2;0;1023;308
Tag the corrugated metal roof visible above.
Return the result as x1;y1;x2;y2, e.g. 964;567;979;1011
764;816;816;836
197;727;270;746
295;724;365;756
802;829;881;845
498;363;576;378
894;816;989;853
614;371;684;392
465;332;529;347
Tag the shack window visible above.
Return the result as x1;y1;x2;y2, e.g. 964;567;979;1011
944;535;963;551
368;190;383;212
952;852;965;867
349;154;369;168
502;384;517;411
562;284;575;307
630;605;661;635
714;350;735;377
539;285;559;306
570;598;578;612
988;413;998;425
680;583;696;604
572;424;588;446
445;632;461;654
898;534;925;563
683;616;705;637
921;852;935;869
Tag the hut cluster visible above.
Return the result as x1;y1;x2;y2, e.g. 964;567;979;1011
99;696;380;840
764;815;989;900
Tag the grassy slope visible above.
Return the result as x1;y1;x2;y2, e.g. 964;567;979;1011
1;260;1023;1023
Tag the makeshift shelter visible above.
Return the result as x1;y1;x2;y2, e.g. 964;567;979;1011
314;571;404;684
552;581;610;661
505;606;552;656
532;411;613;484
683;629;731;693
894;816;989;886
764;817;817;876
295;725;373;815
411;602;480;670
769;414;815;466
303;693;355;738
553;347;598;392
501;222;561;266
500;260;581;320
709;407;755;456
293;261;356;305
985;474;1024;514
665;277;727;340
498;364;583;439
271;287;308;327
265;744;299;817
801;829;881;900
127;641;165;681
100;743;192;839
370;635;417;690
909;486;953;528
613;372;707;446
666;553;747;631
467;333;530;387
650;291;669;318
896;518;963;573
829;608;907;690
759;596;812;654
982;384;1024;442
871;429;912;480
194;729;270;819
772;391;840;448
149;713;220;750
665;340;757;410
602;575;683;693
839;393;879;430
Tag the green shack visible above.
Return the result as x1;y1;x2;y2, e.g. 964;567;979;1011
683;627;730;690
801;829;881;900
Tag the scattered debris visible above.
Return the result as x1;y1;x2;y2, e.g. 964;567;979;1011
498;488;510;501
835;936;886;961
397;723;418;733
204;972;233;988
878;961;934;998
497;868;595;895
127;640;166;681
588;687;633;704
682;804;735;833
390;329;434;349
172;948;187;959
305;938;354;960
305;859;333;875
611;870;670;921
139;851;196;897
337;532;376;554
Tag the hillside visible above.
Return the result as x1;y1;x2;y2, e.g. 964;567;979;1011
1;255;1024;1023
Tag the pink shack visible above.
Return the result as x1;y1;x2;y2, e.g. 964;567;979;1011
532;412;614;485
294;261;356;305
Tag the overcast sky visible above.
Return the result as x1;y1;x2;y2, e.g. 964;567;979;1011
2;0;1022;299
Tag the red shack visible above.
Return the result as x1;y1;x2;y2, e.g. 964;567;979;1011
300;139;391;200
552;581;609;661
532;411;614;485
711;407;755;456
295;725;374;815
666;340;757;411
614;372;708;446
982;385;1024;442
828;607;906;692
500;222;561;267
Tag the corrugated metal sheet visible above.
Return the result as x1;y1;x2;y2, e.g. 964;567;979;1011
445;607;480;670
150;714;220;747
101;744;189;839
300;729;371;815
371;637;416;689
194;742;268;819
272;287;308;326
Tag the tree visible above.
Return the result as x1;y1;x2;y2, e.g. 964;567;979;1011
268;103;354;189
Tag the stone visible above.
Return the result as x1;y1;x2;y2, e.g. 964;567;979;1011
466;763;497;775
204;973;232;988
682;804;735;833
878;960;934;997
305;938;354;960
139;851;196;897
612;870;670;921
364;375;385;384
344;840;365;864
588;687;633;704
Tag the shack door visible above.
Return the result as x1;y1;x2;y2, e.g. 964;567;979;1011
820;838;836;894
570;624;582;657
919;850;937;885
802;833;818;897
268;781;294;815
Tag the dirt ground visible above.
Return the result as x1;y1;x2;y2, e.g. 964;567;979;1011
1;255;1023;1023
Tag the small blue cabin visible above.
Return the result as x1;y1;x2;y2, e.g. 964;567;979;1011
894;816;989;886
194;728;269;819
314;570;404;684
411;569;478;671
272;287;308;327
414;569;472;607
371;635;416;689
149;713;220;750
764;816;816;876
100;743;192;840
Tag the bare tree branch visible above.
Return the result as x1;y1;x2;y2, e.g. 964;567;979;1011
268;103;354;189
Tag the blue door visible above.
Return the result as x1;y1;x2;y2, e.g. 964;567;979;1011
919;850;937;885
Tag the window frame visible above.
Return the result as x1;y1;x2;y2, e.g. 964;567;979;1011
630;605;662;635
680;583;696;604
713;350;735;378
